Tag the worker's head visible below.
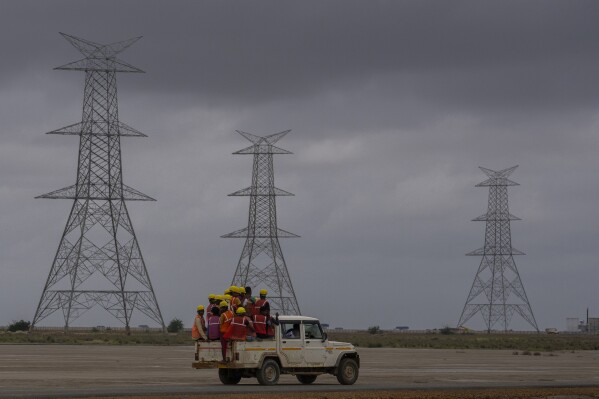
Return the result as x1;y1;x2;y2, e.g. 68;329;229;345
211;307;220;316
224;294;232;301
238;287;246;296
197;305;204;314
236;307;246;315
229;286;239;296
259;289;267;298
219;301;228;309
224;289;231;295
245;287;252;296
208;294;215;302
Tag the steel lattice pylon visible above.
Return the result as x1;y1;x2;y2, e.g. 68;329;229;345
222;130;301;315
31;33;165;332
458;166;538;332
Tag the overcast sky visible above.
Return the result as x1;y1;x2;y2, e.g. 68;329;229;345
1;1;599;331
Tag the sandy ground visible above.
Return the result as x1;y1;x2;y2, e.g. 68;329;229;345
0;345;598;398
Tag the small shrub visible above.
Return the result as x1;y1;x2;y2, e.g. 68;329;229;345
533;352;541;356
167;318;184;333
440;326;454;335
367;325;381;335
8;320;30;332
522;350;532;356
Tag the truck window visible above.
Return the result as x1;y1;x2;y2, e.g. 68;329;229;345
281;322;301;339
303;321;323;339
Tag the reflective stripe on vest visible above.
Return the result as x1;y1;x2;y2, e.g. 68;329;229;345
255;298;269;311
192;315;202;339
220;310;233;334
226;316;248;340
253;314;267;335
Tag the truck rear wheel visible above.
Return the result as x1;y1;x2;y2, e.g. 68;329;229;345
257;359;280;385
218;368;241;385
336;357;359;385
296;375;317;384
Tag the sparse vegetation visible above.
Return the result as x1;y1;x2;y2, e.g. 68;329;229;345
327;331;599;351
1;328;599;350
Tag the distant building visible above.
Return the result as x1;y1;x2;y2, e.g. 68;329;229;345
588;318;599;334
566;318;579;332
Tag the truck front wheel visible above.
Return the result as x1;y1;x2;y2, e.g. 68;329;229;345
218;368;241;385
296;374;317;384
336;357;359;385
257;359;280;385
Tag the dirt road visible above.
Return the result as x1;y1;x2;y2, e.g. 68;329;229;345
0;345;598;398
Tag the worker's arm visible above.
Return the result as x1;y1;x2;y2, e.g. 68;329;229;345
245;317;255;332
195;317;207;340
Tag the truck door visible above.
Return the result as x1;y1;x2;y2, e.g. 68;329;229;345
302;321;326;367
279;321;303;365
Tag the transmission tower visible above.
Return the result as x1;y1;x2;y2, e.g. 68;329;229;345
31;33;165;332
458;166;538;332
222;130;301;315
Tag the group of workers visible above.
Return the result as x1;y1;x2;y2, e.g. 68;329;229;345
192;285;278;362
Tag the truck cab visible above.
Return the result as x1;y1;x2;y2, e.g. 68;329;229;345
192;315;359;385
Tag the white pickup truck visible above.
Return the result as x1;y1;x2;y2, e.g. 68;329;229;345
192;315;359;386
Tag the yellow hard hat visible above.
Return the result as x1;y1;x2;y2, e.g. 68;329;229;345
224;289;231;295
260;289;267;295
236;307;246;314
230;285;240;294
219;301;228;308
238;287;246;294
225;294;232;300
208;294;215;300
197;305;204;311
215;295;223;301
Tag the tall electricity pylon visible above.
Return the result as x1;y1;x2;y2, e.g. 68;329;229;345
31;33;165;332
223;130;301;315
458;166;538;332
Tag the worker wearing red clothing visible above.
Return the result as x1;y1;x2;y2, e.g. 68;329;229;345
253;306;278;339
191;305;207;341
219;301;234;362
254;289;269;315
224;307;255;341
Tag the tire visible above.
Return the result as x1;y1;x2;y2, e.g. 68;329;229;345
296;374;317;384
336;357;359;385
257;359;280;386
218;368;242;385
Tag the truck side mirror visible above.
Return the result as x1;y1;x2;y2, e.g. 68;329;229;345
321;332;328;342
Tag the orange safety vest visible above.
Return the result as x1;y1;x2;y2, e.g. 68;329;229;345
192;315;205;340
225;315;250;341
230;297;241;313
220;310;234;334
